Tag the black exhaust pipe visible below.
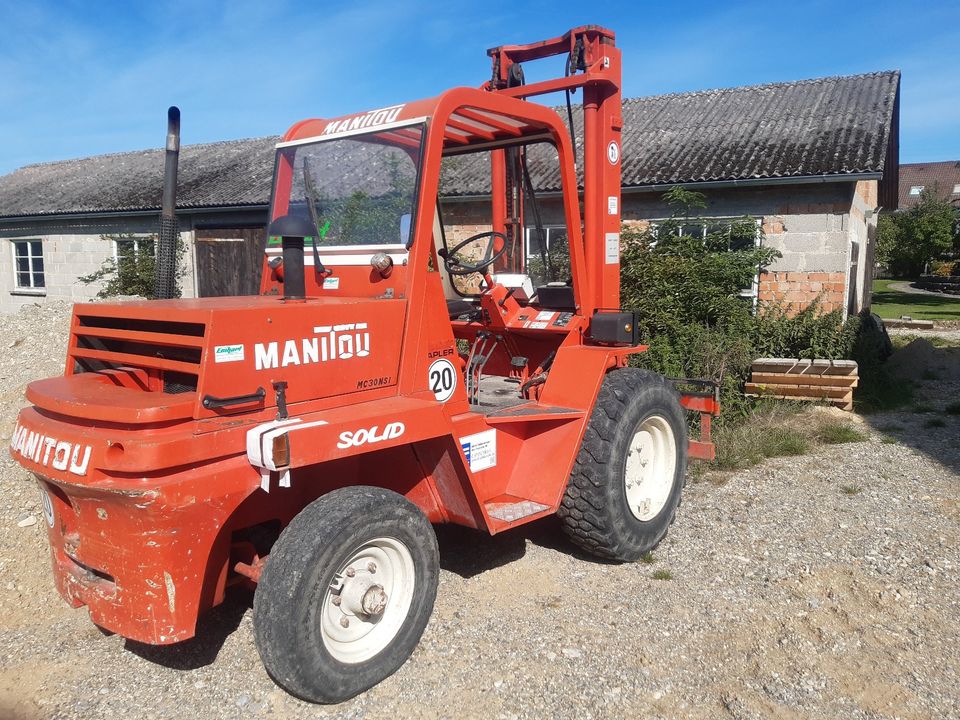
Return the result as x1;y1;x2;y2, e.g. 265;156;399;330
266;214;316;301
154;106;181;300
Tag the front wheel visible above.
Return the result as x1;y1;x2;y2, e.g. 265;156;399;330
558;368;688;561
253;486;439;703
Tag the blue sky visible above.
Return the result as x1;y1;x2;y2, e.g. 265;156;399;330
1;0;957;175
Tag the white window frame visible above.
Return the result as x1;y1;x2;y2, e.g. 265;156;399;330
10;239;45;293
112;236;156;260
649;217;764;307
952;184;960;195
909;185;924;196
523;226;566;257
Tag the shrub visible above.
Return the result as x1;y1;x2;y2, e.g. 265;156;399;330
79;234;187;299
619;186;867;417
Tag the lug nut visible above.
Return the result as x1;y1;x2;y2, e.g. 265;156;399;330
332;596;341;606
345;568;356;578
367;562;377;574
340;617;350;628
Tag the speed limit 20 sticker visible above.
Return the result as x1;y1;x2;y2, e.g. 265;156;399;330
428;358;457;402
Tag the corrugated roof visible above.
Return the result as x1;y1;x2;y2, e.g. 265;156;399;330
0;136;279;218
0;70;899;219
442;71;901;196
898;160;960;208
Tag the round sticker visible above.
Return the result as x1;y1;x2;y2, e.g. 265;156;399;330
428;359;457;402
40;488;54;528
607;141;620;165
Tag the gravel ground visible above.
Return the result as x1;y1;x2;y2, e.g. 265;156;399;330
0;302;958;720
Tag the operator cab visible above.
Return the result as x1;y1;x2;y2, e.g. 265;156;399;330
262;87;593;412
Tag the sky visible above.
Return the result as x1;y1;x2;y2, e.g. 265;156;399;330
1;0;958;175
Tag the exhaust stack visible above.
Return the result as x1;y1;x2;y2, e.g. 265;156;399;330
154;106;181;300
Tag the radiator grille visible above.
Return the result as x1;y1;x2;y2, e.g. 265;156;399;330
72;314;206;394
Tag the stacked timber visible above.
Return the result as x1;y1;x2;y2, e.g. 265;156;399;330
746;358;858;411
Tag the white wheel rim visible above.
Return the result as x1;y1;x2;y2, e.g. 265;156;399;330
624;415;677;521
320;537;416;664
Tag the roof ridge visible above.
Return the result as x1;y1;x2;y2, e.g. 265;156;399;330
622;70;900;105
18;135;281;171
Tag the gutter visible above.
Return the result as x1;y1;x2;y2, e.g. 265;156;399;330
441;172;884;202
0;203;270;224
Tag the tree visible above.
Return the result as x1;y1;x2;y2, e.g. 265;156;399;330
876;191;958;277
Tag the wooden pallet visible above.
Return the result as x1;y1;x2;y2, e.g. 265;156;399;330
745;358;858;411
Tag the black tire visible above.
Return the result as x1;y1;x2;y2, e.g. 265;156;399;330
253;486;439;704
558;368;688;561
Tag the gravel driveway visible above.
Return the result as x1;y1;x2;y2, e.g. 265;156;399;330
1;303;958;719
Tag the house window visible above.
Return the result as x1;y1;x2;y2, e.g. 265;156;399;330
909;185;924;196
523;226;569;286
11;240;45;291
113;237;155;282
650;218;763;302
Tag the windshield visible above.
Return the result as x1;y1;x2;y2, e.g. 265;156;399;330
271;124;424;248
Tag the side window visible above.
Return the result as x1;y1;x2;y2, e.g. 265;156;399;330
437;141;570;295
12;240;45;290
439;152;494;295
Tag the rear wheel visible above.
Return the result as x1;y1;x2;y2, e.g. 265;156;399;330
558;368;688;561
254;486;439;703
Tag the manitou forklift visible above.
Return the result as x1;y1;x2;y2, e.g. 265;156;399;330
10;26;718;702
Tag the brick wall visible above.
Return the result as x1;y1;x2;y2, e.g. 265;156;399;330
758;271;847;313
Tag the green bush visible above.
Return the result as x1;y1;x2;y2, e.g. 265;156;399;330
79;234;186;299
619;187;873;418
753;300;860;360
877;191;958;278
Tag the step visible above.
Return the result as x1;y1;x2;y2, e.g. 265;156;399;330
484;494;551;523
484;402;583;425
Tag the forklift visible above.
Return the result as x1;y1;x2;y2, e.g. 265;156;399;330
9;26;718;703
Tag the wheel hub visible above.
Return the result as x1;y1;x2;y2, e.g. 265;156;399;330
624;415;677;522
319;537;416;664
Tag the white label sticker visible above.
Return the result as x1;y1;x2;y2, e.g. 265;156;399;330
535;311;555;322
529;321;549;329
608;196;618;215
428;358;457;402
460;429;497;472
605;233;620;264
214;344;245;363
607;141;620;164
40;487;54;527
323;276;340;289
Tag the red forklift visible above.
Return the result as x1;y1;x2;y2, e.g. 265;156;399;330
9;26;718;702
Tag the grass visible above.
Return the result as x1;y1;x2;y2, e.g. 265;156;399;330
891;333;960;351
946;402;960;415
815;421;868;445
640;552;656;564
912;403;934;413
709;403;866;473
924;417;947;428
871;278;960;321
841;484;863;496
881;435;898;444
651;569;673;581
921;369;940;381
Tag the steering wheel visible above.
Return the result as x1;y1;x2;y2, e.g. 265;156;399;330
440;231;508;276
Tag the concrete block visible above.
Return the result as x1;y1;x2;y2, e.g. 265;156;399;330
781;233;823;254
783;214;831;233
801;253;846;273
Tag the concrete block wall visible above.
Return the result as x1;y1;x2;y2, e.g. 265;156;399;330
0;216;198;314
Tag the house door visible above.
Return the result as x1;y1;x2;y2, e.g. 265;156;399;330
195;228;266;297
